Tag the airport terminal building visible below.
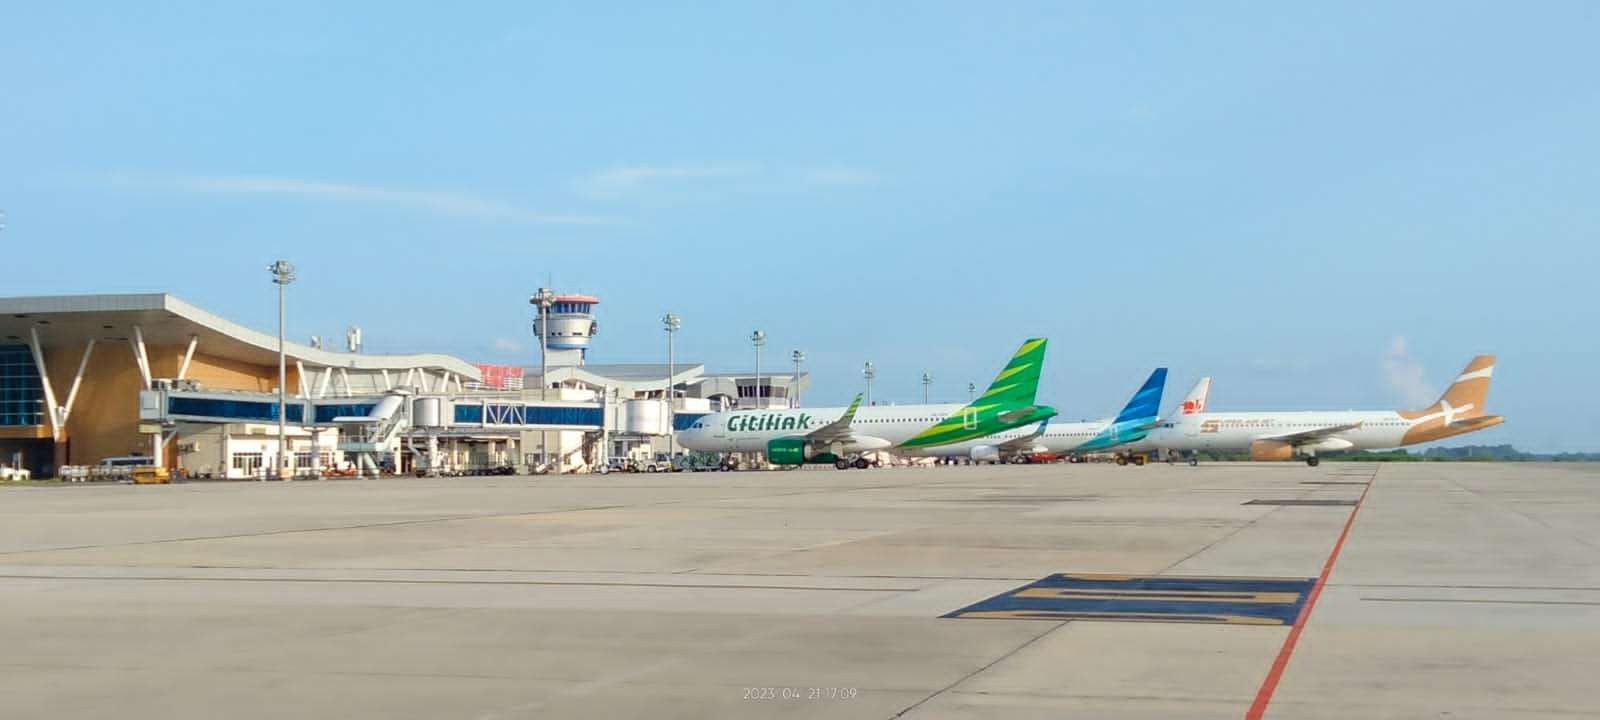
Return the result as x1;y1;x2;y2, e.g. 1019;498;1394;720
0;293;804;478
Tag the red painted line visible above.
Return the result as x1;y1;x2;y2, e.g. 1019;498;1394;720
1244;475;1376;720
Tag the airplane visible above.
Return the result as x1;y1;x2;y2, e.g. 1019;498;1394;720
1127;355;1502;467
897;368;1175;465
677;338;1058;469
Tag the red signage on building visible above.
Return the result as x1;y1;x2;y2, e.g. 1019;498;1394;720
475;364;524;390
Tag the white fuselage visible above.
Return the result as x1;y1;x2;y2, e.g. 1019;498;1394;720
1125;410;1415;454
678;403;967;454
896;419;1114;459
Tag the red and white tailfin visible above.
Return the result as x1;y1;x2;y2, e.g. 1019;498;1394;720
1179;377;1211;415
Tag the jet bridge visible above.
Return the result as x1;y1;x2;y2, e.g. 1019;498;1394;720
140;384;604;476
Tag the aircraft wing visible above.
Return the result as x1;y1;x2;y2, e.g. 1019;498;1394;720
1261;422;1363;445
995;420;1050;452
803;394;863;446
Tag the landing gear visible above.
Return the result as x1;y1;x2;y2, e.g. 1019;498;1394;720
853;457;870;470
1115;455;1128;466
1305;456;1321;467
1132;455;1146;466
834;459;850;470
1189;457;1199;467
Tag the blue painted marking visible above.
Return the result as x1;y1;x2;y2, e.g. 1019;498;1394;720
945;574;1317;625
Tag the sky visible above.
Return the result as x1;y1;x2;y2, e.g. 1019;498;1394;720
3;2;1597;452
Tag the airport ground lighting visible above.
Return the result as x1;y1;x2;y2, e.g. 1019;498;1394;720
663;312;680;457
791;350;805;407
750;330;765;409
863;362;876;406
268;259;295;480
530;288;556;469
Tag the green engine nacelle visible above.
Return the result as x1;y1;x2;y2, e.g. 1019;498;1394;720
766;437;838;466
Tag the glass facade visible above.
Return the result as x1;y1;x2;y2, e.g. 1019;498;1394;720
314;403;376;424
454;404;484;424
168;397;306;423
471;403;602;428
0;345;44;427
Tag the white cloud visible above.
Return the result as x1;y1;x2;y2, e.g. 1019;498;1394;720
579;165;749;195
1382;335;1436;408
103;172;612;225
491;337;523;353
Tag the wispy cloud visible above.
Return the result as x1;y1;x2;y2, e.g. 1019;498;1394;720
1382;335;1436;407
575;163;883;201
102;172;612;225
491;337;524;353
579;165;749;196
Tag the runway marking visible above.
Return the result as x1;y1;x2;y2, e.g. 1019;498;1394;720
944;573;1315;625
1244;499;1357;507
1244;467;1376;720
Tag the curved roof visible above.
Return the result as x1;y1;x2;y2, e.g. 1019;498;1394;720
0;293;481;380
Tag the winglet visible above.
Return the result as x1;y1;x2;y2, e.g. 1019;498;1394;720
838;393;863;424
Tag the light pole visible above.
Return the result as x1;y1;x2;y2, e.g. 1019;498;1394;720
268;260;295;481
863;362;876;406
750;330;765;409
922;371;932;404
791;350;804;408
530;288;555;471
968;382;976;401
663;312;680;460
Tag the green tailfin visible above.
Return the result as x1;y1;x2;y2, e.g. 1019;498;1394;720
898;338;1052;448
973;337;1047;408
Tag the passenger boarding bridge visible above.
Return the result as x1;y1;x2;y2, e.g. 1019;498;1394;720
140;383;604;476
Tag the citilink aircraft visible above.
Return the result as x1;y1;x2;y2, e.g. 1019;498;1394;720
678;339;1056;469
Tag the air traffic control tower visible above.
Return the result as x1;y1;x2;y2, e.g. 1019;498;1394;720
532;294;599;367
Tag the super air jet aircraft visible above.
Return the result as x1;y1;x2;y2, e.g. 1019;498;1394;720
1127;354;1503;466
678;339;1057;469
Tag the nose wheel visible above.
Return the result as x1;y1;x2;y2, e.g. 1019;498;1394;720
1305;456;1321;467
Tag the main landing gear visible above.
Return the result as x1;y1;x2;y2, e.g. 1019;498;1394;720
833;456;873;470
1305;456;1321;467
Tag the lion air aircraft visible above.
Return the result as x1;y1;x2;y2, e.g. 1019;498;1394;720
1129;355;1502;466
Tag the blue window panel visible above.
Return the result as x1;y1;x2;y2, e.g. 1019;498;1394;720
524;405;603;427
454;404;484;424
673;413;707;431
0;345;44;427
168;397;305;423
314;403;377;424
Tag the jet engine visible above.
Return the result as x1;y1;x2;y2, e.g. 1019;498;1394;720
766;437;807;465
1249;439;1295;461
766;437;838;466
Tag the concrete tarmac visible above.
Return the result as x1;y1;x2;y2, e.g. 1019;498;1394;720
0;462;1595;719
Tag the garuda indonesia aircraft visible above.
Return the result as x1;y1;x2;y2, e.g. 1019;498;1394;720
897;368;1175;465
678;339;1057;469
1126;354;1502;466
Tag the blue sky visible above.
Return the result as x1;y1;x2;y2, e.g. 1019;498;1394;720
3;2;1597;451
